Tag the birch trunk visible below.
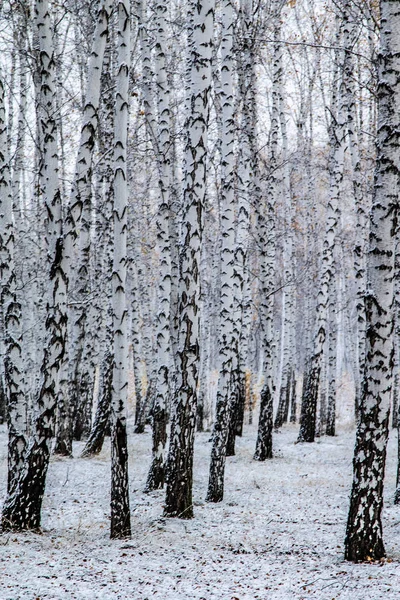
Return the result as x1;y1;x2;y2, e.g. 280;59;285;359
228;0;253;457
297;32;344;443
275;28;295;431
110;0;131;539
164;0;214;518
206;0;236;503
254;20;279;461
0;68;27;494
345;0;399;561
343;1;368;420
326;276;338;437
2;0;66;531
145;0;171;492
81;349;112;458
54;0;113;455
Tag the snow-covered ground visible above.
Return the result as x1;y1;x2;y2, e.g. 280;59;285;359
1;420;400;599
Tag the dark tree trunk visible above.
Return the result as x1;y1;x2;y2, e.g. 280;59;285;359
235;375;246;436
354;378;361;425
226;371;245;456
134;391;144;432
145;403;168;492
392;370;399;429
206;388;234;503
274;368;291;429
164;398;196;518
253;384;273;461
289;371;297;423
225;388;237;457
226;420;236;456
345;410;390;561
326;388;336;436
1;437;50;531
297;360;321;443
282;368;291;424
53;387;73;456
316;388;325;438
248;387;254;425
134;379;153;433
81;351;112;457
72;371;94;441
196;392;204;432
110;417;131;538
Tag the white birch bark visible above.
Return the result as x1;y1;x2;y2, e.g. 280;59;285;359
54;0;114;455
131;263;145;433
0;68;27;494
110;0;131;539
345;0;400;562
164;0;215;518
145;0;171;491
342;1;368;419
82;53;115;453
206;0;236;502
2;0;66;531
275;33;295;429
254;20;278;462
228;0;253;455
138;0;158;147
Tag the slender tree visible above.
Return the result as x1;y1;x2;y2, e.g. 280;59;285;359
254;16;280;462
145;0;172;492
1;0;66;531
54;0;114;455
0;68;27;494
164;0;215;518
110;0;131;539
297;18;345;443
206;0;236;503
345;0;399;562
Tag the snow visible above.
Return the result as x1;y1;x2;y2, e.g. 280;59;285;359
1;420;400;599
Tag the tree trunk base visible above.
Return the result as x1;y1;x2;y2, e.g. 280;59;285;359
1;438;50;532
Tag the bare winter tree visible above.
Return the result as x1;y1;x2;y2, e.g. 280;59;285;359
54;0;114;456
345;0;399;562
109;0;131;539
206;0;236;503
2;0;66;531
164;0;215;518
297;13;345;444
145;0;172;492
0;67;27;494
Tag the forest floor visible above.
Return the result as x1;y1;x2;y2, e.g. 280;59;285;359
1;417;400;599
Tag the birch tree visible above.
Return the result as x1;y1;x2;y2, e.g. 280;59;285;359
345;0;399;561
2;0;66;531
229;0;254;455
254;16;280;462
0;68;27;494
274;13;295;430
297;21;345;443
343;0;368;419
206;0;236;503
54;0;114;455
145;0;172;492
110;0;131;539
164;0;214;518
